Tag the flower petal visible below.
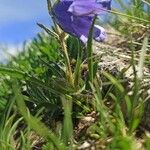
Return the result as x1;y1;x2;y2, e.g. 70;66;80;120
68;1;102;16
52;1;76;35
53;1;94;43
68;0;111;16
97;0;112;10
71;15;93;43
93;25;106;42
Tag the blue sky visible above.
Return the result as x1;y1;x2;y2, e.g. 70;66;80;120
0;0;51;62
0;0;50;45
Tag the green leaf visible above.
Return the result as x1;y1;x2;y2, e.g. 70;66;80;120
103;71;132;116
87;16;97;84
0;66;25;79
13;81;67;150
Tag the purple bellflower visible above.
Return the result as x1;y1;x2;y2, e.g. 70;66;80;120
52;0;111;43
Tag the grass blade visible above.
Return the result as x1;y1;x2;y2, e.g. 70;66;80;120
13;81;67;150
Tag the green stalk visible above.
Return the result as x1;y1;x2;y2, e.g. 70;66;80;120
74;40;82;87
87;16;97;84
60;38;74;86
61;95;73;146
107;9;150;23
47;0;74;86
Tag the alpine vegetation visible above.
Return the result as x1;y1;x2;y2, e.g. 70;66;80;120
0;0;149;150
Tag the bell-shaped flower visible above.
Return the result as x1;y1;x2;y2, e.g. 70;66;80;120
52;0;111;43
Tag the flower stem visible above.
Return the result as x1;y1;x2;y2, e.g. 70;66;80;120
60;37;74;86
46;0;74;86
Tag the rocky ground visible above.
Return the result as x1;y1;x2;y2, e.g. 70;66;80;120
73;27;150;150
93;26;150;129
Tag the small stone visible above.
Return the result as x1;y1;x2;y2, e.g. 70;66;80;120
78;141;91;150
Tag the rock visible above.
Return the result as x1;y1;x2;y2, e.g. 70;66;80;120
92;33;150;130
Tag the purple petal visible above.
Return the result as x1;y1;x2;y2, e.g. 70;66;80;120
68;1;102;16
93;25;106;42
97;0;112;10
53;1;94;43
68;0;111;16
60;0;73;1
71;15;93;43
52;1;76;35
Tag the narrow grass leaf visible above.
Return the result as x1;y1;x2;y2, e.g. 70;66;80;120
0;66;25;79
137;36;148;79
61;95;73;145
103;71;132;116
37;23;59;39
13;82;67;150
87;16;97;84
